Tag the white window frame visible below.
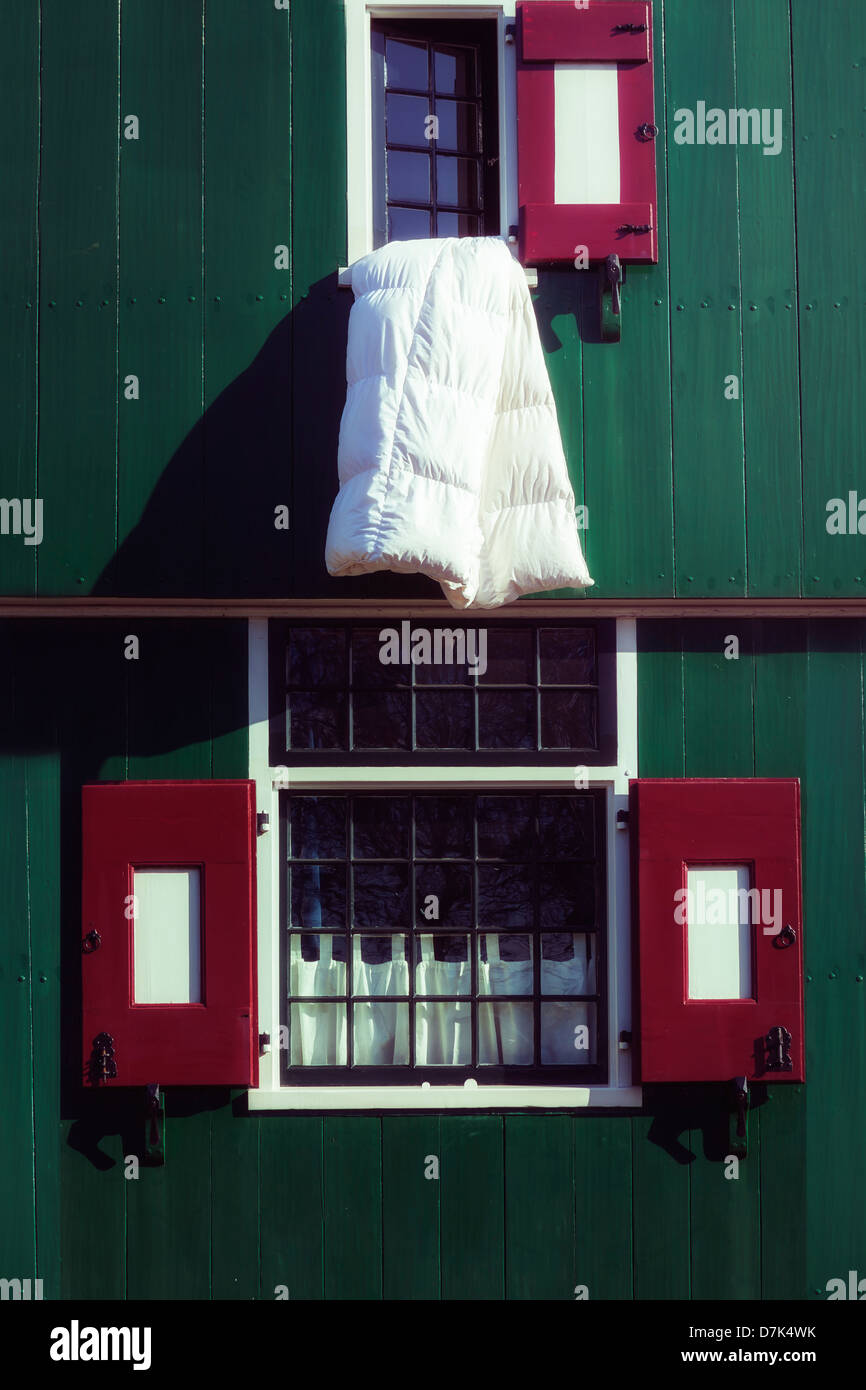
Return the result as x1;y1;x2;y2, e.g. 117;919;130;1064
339;1;537;286
247;614;640;1110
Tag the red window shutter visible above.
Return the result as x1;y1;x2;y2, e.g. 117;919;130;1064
517;1;658;264
630;779;805;1084
82;781;258;1087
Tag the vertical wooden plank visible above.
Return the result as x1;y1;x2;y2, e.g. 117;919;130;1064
793;2;866;596
382;1116;440;1300
23;643;62;1299
637;619;685;776
59;624;127;1299
208;620;249;780
681;617;761;1299
260;1116;324;1300
580;0;674;598
634;620;689;1297
804;621;866;1294
126;1092;212;1300
689;1095;762;1299
752;619;807;1297
114;0;204;597
123;621;214;1298
0;5;39;595
531;270;587;600
665;0;746;596
323;1117;382;1300
0;627;36;1278
735;0;802;596
289;0;351;597
683;620;755;778
574;1117;632;1299
440;1116;504;1300
504;1115;575;1300
38;0;118;594
632;1101;690;1300
203;0;292;596
211;1100;260;1300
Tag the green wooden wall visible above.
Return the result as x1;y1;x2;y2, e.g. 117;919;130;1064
1;617;863;1299
0;0;864;598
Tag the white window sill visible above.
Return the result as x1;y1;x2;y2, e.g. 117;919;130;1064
248;1085;643;1111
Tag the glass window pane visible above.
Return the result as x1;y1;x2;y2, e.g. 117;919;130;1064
288;627;347;688
388;205;432;241
416;1000;472;1064
539;862;596;928
540;1001;596;1064
289;692;346;751
479;628;534;685
387;149;431;203
414;795;474;858
478;863;534;928
478;690;536;749
289;797;347;860
290;864;346;930
353;935;410;996
353;863;410;928
434;45;477;97
415;861;473;929
352;795;410;860
351;627;410;688
478;1002;533;1064
415;934;471;995
436;211;481;238
289;934;347;997
541;933;596;995
435;98;480;152
352;690;411;749
415;689;474;749
478;934;533;995
539;627;596;684
436;155;479;207
354;1002;410;1064
290;1003;346;1065
538;795;597;859
133;868;201;1004
476;795;534;860
386;92;431;146
540;690;598;749
385;37;428;92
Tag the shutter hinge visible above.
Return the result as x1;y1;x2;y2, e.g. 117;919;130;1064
616;809;630;830
505;22;516;45
257;812;270;836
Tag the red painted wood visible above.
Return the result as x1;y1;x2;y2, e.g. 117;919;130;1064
521;202;656;263
629;779;805;1084
81;781;258;1087
617;59;657;214
516;62;555;209
520;1;650;64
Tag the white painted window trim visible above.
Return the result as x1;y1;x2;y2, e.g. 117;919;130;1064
339;0;539;287
248;617;640;1110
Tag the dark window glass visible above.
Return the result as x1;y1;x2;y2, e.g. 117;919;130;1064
282;791;606;1081
372;19;499;246
273;622;610;763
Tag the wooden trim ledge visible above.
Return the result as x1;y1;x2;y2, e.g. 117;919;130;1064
1;598;866;619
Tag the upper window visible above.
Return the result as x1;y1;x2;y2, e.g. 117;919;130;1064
268;620;617;766
371;19;501;246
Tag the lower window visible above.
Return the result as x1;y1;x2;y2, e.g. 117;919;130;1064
280;789;607;1084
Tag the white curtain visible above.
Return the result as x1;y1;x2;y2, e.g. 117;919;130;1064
288;933;594;1068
